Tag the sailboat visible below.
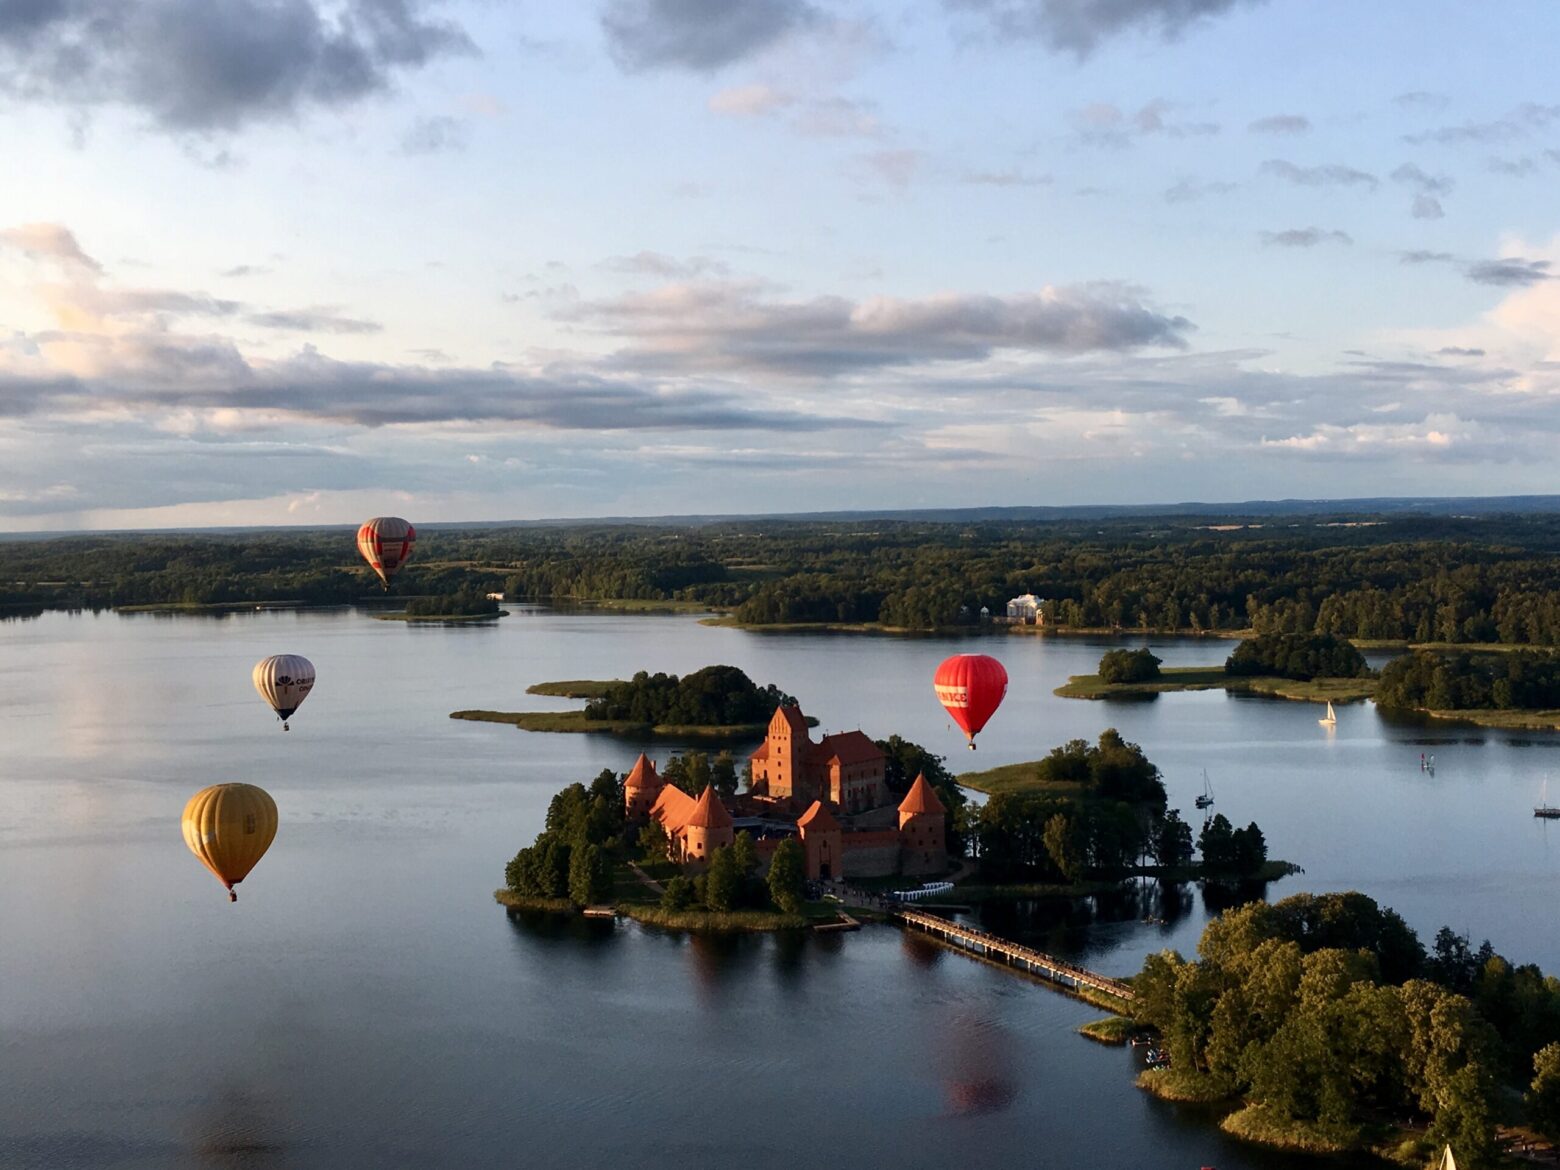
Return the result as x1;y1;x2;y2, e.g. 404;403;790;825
1439;1145;1458;1170
1195;770;1214;810
1319;700;1337;727
1536;779;1560;819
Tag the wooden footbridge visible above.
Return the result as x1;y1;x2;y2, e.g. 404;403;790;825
895;908;1135;1003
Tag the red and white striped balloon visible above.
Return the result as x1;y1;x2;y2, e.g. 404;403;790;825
356;516;416;588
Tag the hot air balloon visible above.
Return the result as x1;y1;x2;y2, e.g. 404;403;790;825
356;516;416;589
933;654;1008;750
252;654;315;731
182;783;278;903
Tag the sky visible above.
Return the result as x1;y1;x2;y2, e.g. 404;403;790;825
1;0;1558;531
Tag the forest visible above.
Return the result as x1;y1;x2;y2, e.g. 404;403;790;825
4;511;1560;645
583;666;796;727
1135;892;1560;1164
1375;650;1560;711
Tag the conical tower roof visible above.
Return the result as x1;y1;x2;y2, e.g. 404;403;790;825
898;773;946;815
625;752;661;790
685;783;733;829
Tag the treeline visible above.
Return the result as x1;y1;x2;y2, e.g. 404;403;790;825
1136;891;1560;1163
401;585;499;617
6;513;1560;643
1225;633;1370;680
584;666;795;726
969;731;1268;882
504;772;626;906
641;829;807;916
1376;649;1560;711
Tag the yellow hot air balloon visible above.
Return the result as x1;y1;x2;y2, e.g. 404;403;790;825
252;654;315;731
356;516;416;589
182;783;278;903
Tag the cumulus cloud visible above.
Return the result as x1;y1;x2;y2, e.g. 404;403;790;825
400;115;467;154
944;0;1268;57
1163;177;1237;203
1465;258;1552;287
1260;227;1352;248
1248;114;1309;134
0;0;471;132
1390;163;1453;196
1073;99;1218;146
0;223;102;271
601;0;819;72
1260;159;1378;190
600;252;731;279
1438;347;1485;357
246;308;382;334
1404;103;1560;146
568;279;1195;375
1400;250;1456;265
1411;194;1444;220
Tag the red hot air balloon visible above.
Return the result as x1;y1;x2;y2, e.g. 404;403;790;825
356;516;416;589
934;654;1008;749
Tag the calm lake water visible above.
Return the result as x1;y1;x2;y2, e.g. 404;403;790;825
3;606;1558;1169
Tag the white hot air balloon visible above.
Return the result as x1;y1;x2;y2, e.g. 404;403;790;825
252;654;316;731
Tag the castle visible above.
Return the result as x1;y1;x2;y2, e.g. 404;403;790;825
624;704;948;881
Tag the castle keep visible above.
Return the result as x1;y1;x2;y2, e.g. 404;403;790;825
623;704;948;880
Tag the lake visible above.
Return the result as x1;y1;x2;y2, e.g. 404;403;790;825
2;606;1557;1168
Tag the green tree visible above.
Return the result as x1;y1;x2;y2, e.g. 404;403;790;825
659;875;695;911
568;842;610;906
637;820;669;864
704;844;742;912
767;838;806;914
1528;1043;1560;1141
711;750;739;798
1153;809;1194;867
1043;812;1086;881
1098;646;1163;683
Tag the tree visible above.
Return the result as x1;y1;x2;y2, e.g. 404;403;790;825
704;844;742;911
659;875;695;911
1043;813;1086;881
1153;809;1194;867
767;838;806;914
711;750;738;798
637;820;669;864
1098;647;1163;683
568;842;610;906
1198;813;1236;870
1529;1043;1560;1141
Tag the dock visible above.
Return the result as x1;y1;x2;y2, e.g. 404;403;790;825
895;908;1135;1003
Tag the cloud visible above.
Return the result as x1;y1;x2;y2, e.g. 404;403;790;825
219;264;271;279
708;83;793;116
600;252;731;279
0;223;102;271
943;0;1268;57
963;169;1052;188
1411;194;1444;220
1259;227;1352;248
1260;159;1378;190
1163;177;1237;203
1437;347;1485;357
246;308;382;334
568;279;1195;375
1248;114;1309;135
1400;250;1456;265
400;115;467;154
1465;258;1552;288
601;0;819;72
0;0;471;133
1404;103;1560;146
1393;91;1448;111
853;149;924;189
1073;99;1218;146
1390;163;1453;196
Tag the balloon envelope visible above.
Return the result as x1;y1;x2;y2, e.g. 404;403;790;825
356;516;416;587
252;654;315;723
934;654;1008;745
182;783;278;902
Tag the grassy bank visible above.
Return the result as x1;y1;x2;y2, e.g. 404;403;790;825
956;760;1087;798
1078;1015;1136;1045
1218;1104;1360;1156
616;903;810;932
493;890;576;913
524;679;623;698
1055;665;1377;703
375;611;506;622
450;709;775;740
1421;707;1560;731
698;615;892;633
1136;1067;1230;1103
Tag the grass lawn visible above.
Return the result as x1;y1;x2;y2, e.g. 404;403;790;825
955;760;1088;798
524;679;623;698
1078;1016;1136;1045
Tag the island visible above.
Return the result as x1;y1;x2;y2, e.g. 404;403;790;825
1375;648;1560;731
1057;634;1378;705
376;586;505;621
453;665;816;740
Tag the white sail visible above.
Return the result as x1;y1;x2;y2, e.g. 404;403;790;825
1439;1145;1458;1170
1320;700;1337;726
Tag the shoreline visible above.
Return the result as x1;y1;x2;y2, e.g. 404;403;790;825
451;709;788;740
1054;666;1377;703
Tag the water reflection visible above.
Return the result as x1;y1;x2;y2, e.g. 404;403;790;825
936;1011;1018;1117
187;1087;286;1169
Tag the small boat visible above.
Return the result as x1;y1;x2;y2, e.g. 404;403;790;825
1194;769;1214;810
1536;779;1560;820
1319;700;1337;727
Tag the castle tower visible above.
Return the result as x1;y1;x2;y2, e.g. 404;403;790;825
751;705;811;800
682;783;734;865
797;799;842;881
898;773;947;876
624;753;664;823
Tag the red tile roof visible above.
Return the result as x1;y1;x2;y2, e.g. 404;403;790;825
898;773;947;815
625;753;660;790
812;730;883;767
652;784;697;831
796;800;840;831
774;705;809;733
685;784;734;829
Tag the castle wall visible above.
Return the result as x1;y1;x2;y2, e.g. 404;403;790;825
841;830;901;878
